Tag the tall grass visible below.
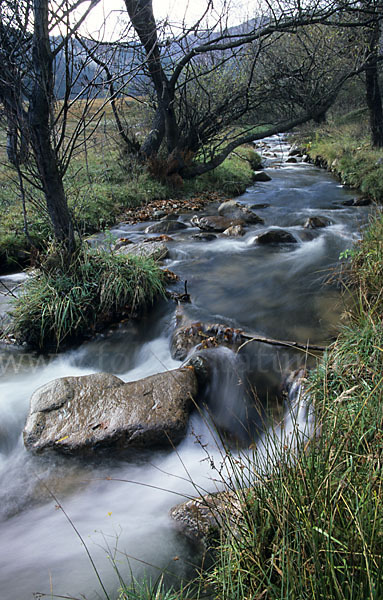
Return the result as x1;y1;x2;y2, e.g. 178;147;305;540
9;244;165;351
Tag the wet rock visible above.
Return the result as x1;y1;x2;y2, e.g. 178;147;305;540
171;321;246;361
342;197;372;207
288;148;302;157
23;368;198;455
254;230;298;245
253;171;272;182
117;240;168;261
223;224;245;237
218;200;264;224
185;353;212;387
192;233;218;242
145;221;188;234
250;203;270;210
191;215;244;232
303;216;330;229
170;490;243;547
286;157;298;164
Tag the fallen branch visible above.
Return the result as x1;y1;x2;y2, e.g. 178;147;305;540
238;333;327;353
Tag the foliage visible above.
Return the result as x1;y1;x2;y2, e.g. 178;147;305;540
10;244;165;351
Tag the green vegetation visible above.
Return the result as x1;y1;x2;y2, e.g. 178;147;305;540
298;113;383;202
10;244;165;351
0;105;255;273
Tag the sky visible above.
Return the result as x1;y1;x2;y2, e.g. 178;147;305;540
80;0;253;40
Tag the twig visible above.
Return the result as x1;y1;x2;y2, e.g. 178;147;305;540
238;333;326;353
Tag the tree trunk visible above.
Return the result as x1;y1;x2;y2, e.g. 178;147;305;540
29;0;75;253
365;5;383;147
124;0;179;156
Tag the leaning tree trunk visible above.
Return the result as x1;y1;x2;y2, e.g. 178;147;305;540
124;0;179;156
29;0;75;254
365;5;383;148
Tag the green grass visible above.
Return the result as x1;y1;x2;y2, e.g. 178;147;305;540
9;244;165;351
296;115;383;202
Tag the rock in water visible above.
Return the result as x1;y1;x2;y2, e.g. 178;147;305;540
23;369;198;454
191;215;244;232
253;171;272;182
218;200;264;224
303;216;330;229
223;224;245;237
171;321;246;360
170;490;243;547
145;221;187;234
254;230;298;244
116;240;169;261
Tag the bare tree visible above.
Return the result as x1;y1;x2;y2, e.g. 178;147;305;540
117;0;382;178
0;0;111;256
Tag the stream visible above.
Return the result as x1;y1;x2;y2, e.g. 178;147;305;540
0;136;372;599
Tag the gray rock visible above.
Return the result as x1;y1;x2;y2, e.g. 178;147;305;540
218;200;264;224
23;368;198;454
145;221;188;234
303;216;330;229
253;171;272;182
254;230;298;245
223;224;245;237
191;215;244;232
286;157;298;164
117;241;168;261
170;490;243;547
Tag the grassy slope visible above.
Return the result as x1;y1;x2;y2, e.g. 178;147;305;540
296;111;383;202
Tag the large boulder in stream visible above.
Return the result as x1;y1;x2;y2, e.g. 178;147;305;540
218;200;264;224
23;368;198;455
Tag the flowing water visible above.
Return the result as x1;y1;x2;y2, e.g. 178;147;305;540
0;136;372;599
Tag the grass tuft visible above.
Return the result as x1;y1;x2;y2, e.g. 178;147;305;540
9;244;165;351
